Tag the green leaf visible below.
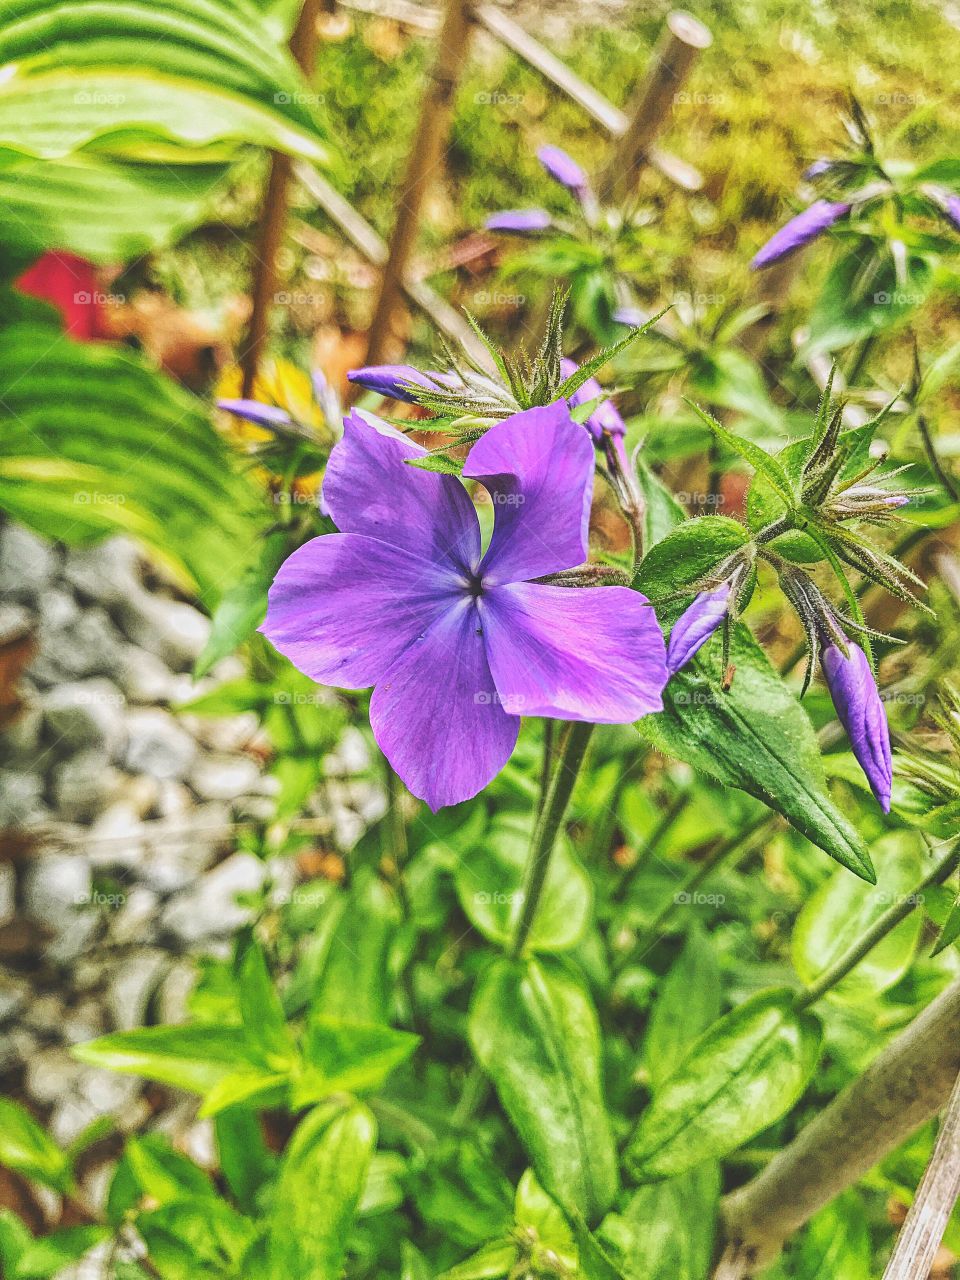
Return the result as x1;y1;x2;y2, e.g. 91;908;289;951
124;1135;215;1206
932;892;960;956
9;1226;110;1280
468;956;618;1224
637;516;750;616
643;925;721;1091
310;871;401;1025
684;400;794;505
515;1168;577;1268
555;309;671;401
0;0;327;165
137;1198;256;1279
194;530;290;677
598;1163;720;1279
633;623;875;881
215;1108;274;1213
0;1100;71;1192
0;156;230;263
625;989;822;1180
237;941;296;1066
454;813;591;952
634;459;686;552
293;1017;419;1106
0;313;261;603
438;1242;516;1280
268;1101;376;1280
72;1025;260;1094
791;1191;871;1280
792;831;926;1001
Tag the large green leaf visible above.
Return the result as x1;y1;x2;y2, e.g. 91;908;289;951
310;871;401;1025
0;1100;71;1193
625;989;822;1180
268;1101;376;1280
643;925;721;1091
791;1191;872;1280
792;831;926;1002
634;623;875;882
72;1025;260;1094
0;313;261;603
0;155;231;262
468;956;618;1224
0;0;327;165
598;1163;720;1280
454;814;591;952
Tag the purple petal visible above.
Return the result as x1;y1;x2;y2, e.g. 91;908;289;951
666;584;731;674
346;365;442;402
537;145;589;195
216;398;293;428
485;209;552;234
482;582;667;722
463;401;594;585
925;185;960;231
560;357;627;443
323;412;480;573
821;642;893;812
370;598;520;809
613;306;648;327
751;200;851;269
803;159;834;180
261;533;459;690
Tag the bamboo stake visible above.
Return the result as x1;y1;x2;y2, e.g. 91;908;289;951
599;10;711;204
362;0;471;367
241;0;322;395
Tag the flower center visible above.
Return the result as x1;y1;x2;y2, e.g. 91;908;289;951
466;573;485;600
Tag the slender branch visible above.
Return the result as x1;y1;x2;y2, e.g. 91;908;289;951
882;1066;960;1279
718;978;960;1273
794;839;960;1010
510;721;594;956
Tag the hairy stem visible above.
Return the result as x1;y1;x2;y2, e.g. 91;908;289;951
718;978;960;1273
882;1066;960;1279
510;722;594;957
794;839;960;1011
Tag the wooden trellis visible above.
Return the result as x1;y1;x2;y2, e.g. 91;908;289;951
242;0;714;382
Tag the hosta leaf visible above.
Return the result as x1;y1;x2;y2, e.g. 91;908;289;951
0;313;261;603
0;156;230;262
468;956;618;1224
792;831;926;1001
0;0;327;164
633;622;875;881
454;813;591;952
268;1101;376;1280
626;989;822;1180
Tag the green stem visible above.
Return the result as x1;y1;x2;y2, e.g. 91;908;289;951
795;839;960;1011
917;411;960;502
613;790;687;903
510;722;595;957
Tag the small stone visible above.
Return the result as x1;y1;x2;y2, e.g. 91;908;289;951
0;974;30;1022
110;886;160;945
115;644;178;704
76;1067;140;1115
160;853;266;943
116;591;211;671
0;770;45;828
0;1028;37;1073
50;1097;100;1148
35;589;79;637
47;912;101;966
26;1048;84;1104
154;779;192;819
24;993;64;1035
43;679;126;754
22;853;92;925
157;960;197;1025
61;999;104;1044
0;602;34;645
52;750;120;823
123;709;196;780
62;538;141;606
106;951;167;1030
87;803;147;872
189;754;261;802
188;711;260;754
0;700;43;765
30;608;125;684
0;524;58;600
140;804;232;891
114;773;161;818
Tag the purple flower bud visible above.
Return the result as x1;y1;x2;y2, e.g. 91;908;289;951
666;583;731;675
346;365;442;402
560;357;626;444
485;209;552;234
803;159;834;181
924;184;960;231
821;642;892;812
537;145;590;199
751;200;852;269
613;306;648;328
216;398;293;428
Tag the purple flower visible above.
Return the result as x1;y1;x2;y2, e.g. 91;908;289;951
666;583;731;675
924;185;960;231
346;365;446;402
751;200;851;269
216;398;295;428
485;209;553;234
613;306;648;328
560;358;627;448
803;159;834;181
261;403;668;809
538;145;589;197
821;642;892;812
